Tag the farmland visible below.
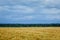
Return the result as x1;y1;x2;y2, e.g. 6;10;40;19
0;27;60;40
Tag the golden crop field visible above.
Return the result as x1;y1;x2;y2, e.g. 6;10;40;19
0;27;60;40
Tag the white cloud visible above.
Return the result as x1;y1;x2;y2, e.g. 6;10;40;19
26;15;60;20
7;0;38;5
11;5;34;13
45;15;60;20
0;5;34;13
41;0;60;5
35;0;60;9
20;16;34;20
5;15;34;20
40;8;60;14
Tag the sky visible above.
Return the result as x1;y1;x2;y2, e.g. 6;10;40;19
0;0;60;24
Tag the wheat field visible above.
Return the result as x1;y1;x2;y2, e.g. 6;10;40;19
0;27;60;40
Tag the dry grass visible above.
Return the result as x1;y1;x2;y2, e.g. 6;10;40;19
0;27;60;40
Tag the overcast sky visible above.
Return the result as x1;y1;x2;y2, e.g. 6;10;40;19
0;0;60;24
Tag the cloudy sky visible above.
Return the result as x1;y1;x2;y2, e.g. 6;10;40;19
0;0;60;24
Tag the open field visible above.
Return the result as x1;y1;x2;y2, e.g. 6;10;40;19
0;27;60;40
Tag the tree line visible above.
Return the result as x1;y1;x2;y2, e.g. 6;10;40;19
0;24;60;27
